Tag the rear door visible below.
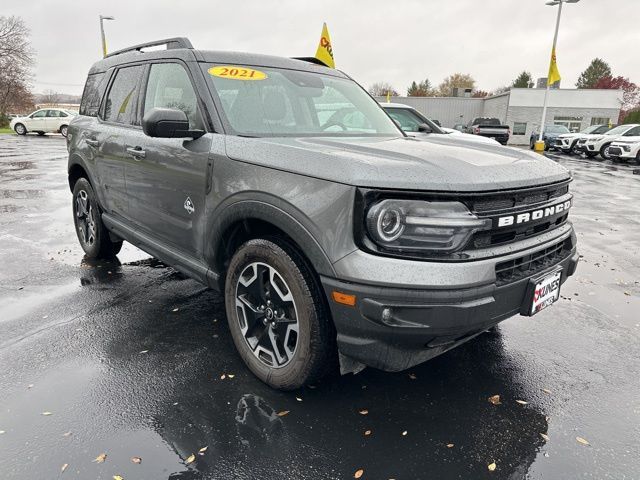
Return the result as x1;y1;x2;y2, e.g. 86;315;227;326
125;61;211;257
94;64;146;218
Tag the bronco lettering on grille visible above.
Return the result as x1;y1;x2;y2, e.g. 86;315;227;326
497;200;571;228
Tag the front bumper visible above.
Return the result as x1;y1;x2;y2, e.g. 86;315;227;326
322;228;578;372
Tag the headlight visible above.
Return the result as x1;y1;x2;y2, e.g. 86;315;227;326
365;199;491;253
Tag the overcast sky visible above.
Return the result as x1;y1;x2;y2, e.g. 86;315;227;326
5;0;640;96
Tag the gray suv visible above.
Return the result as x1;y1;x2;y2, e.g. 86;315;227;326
68;38;578;390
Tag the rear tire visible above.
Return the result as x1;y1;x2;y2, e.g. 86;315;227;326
72;178;122;258
14;123;26;135
570;141;580;155
224;238;336;390
529;139;535;150
60;125;68;137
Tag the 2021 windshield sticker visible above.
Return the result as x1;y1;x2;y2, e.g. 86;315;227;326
208;66;267;81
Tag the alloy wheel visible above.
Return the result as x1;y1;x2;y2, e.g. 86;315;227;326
234;262;299;368
15;124;25;135
75;190;96;246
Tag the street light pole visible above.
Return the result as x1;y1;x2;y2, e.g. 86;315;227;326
537;0;579;146
99;15;115;58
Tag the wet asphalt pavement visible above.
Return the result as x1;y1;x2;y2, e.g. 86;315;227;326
0;134;639;480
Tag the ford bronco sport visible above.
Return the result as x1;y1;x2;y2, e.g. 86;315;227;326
68;38;578;390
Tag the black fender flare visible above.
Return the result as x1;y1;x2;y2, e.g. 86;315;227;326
206;194;337;281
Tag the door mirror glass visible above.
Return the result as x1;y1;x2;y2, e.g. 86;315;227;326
418;123;432;133
142;107;204;139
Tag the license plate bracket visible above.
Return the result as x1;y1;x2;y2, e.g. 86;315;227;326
520;268;562;316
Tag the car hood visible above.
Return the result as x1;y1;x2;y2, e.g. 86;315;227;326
225;135;569;192
557;132;580;140
612;136;640;144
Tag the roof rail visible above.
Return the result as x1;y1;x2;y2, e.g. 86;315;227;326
105;37;193;58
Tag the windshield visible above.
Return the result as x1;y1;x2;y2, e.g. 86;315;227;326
204;64;401;137
474;118;500;126
581;125;606;134
383;107;443;134
547;125;570;134
605;125;631;136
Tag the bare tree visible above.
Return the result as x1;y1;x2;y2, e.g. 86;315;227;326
41;89;61;105
368;82;398;97
0;16;35;118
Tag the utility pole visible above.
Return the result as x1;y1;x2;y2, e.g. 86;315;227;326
99;15;115;58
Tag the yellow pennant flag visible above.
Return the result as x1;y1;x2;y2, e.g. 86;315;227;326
548;47;561;86
386;91;391;103
315;23;335;68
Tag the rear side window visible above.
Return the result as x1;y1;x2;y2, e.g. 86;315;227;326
143;63;202;129
103;65;144;125
80;72;108;117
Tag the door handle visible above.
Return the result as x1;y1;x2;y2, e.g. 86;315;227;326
86;138;99;147
126;146;146;159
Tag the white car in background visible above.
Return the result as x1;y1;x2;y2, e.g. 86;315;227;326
9;108;76;137
380;103;500;146
608;136;640;163
554;124;610;154
582;124;640;160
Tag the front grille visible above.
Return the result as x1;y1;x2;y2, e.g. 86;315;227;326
468;181;571;249
495;238;571;286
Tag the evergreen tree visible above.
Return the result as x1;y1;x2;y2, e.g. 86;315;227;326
512;71;533;88
576;58;612;89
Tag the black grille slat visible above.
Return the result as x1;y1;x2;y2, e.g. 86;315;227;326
495;239;571;286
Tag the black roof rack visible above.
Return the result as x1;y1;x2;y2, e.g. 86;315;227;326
105;37;193;58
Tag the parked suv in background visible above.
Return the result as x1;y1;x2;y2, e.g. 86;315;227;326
608;135;640;163
582;124;640;160
68;38;578;390
552;124;609;154
10;108;75;137
529;125;570;151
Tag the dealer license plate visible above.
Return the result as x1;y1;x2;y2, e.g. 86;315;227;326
530;270;562;315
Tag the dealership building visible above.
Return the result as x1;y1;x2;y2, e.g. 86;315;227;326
380;88;623;145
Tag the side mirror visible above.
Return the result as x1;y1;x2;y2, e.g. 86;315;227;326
418;123;432;133
142;108;204;139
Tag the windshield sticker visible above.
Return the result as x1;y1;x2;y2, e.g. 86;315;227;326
208;66;267;81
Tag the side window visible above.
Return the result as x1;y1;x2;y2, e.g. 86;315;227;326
80;72;108;117
46;110;59;117
32;110;46;118
144;63;202;129
386;109;421;132
624;126;640;136
103;65;144;125
58;111;68;117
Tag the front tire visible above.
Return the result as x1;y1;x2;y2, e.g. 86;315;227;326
14;123;26;135
72;178;122;258
224;238;336;390
600;143;613;160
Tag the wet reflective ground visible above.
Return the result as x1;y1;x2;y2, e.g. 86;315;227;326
1;135;639;479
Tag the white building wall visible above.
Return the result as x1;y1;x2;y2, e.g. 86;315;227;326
482;94;509;123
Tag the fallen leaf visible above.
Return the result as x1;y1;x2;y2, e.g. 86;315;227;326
113;476;123;480
131;457;142;464
185;454;196;464
540;433;549;441
172;308;179;312
402;430;408;436
61;463;68;473
227;374;235;378
27;384;34;389
93;453;107;463
220;374;226;380
354;469;364;479
541;388;552;394
276;410;290;417
364;430;372;436
408;373;417;380
62;431;72;437
41;411;53;416
488;395;501;405
295;397;302;402
139;350;149;354
488;462;497;471
624;292;630;296
0;430;5;435
576;436;590;446
515;400;528;405
359;409;369;415
198;446;208;454
446;443;454;448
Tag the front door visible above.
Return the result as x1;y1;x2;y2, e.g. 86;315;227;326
125;62;211;258
26;110;47;132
